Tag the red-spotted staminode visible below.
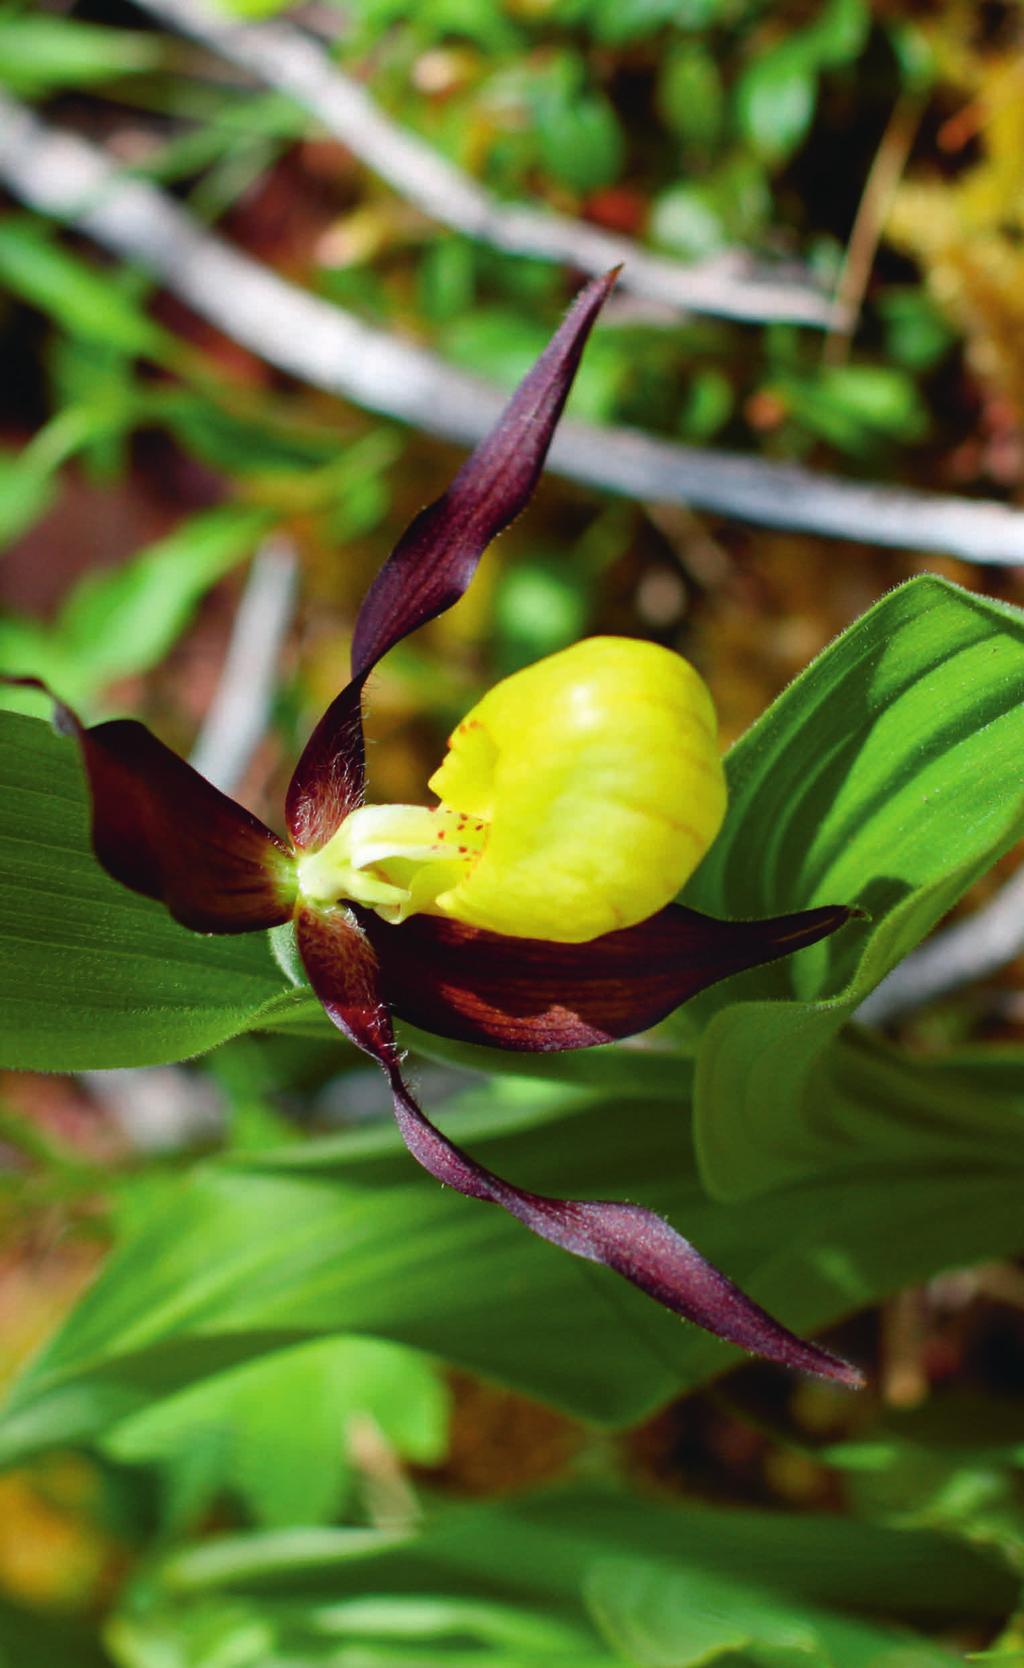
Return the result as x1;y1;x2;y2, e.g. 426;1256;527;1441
10;272;862;1387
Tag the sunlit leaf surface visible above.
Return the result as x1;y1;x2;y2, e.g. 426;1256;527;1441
4;1035;1024;1442
687;577;1024;1198
0;709;301;1068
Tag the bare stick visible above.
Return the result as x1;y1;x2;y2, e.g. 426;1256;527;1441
132;0;842;331
189;533;298;794
857;860;1024;1025
2;94;1023;563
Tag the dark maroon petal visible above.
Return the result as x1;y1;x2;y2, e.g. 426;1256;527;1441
295;904;863;1387
284;675;366;854
359;902;858;1052
352;270;619;680
284;269;619;854
9;677;295;933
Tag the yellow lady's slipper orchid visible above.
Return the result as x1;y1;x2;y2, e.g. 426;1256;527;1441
298;637;727;942
12;269;860;1386
430;635;726;941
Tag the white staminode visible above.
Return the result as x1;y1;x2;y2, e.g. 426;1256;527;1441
296;802;486;921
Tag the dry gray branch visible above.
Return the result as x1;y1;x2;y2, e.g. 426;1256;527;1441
2;94;1023;563
189;534;298;794
856;860;1024;1025
134;0;841;331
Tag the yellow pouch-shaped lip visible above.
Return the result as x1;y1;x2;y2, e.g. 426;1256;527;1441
428;635;727;943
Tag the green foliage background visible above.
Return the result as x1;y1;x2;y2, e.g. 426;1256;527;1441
2;0;1024;1664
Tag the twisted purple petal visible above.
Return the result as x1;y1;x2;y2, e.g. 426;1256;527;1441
284;270;619;853
295;904;863;1388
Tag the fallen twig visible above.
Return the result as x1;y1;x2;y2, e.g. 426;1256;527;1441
823;96;923;367
133;0;842;331
189;533;298;795
857;861;1024;1025
2;94;1023;563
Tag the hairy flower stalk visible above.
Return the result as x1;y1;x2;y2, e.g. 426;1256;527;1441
6;270;863;1388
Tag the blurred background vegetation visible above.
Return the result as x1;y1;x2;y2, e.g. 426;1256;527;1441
2;0;1024;1662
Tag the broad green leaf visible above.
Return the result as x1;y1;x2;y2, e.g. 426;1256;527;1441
0;710;300;1070
657;43;725;150
538;92;625;193
0;506;272;709
110;1584;606;1668
0;15;162;95
0;218;166;357
820;1395;1024;1556
879;287;956;373
586;1557;824;1668
104;1336;448;1531
652;156;770;259
493;556;589;673
0;449;56;549
58;506;273;699
887;19;937;93
0;1083;685;1447
734;44;818;162
702;1030;1024;1211
529;53;625;193
0;406;139;553
803;0;869;68
162;396;345;478
5;1034;1024;1439
680;368;734;441
735;0;867;164
584;1556;954;1668
686;577;1024;1199
771;365;928;454
651;183;729;260
586;0;693;44
105;1488;1015;1668
147;1490;1017;1634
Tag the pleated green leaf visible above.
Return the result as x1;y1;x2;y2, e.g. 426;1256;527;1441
3;1037;1024;1441
110;1489;1014;1668
105;1336;448;1532
686;576;1024;1200
0;709;302;1068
